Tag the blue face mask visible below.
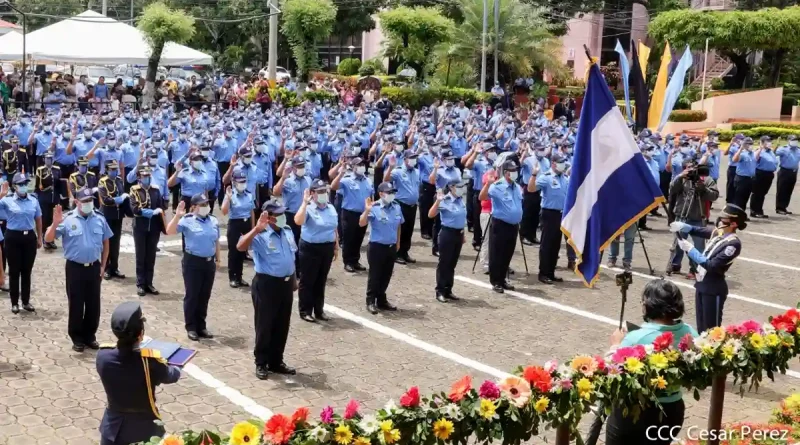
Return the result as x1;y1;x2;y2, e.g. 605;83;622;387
78;166;87;174
108;169;118;178
141;176;151;187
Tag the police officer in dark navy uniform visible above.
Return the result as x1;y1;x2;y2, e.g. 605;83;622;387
98;160;130;281
236;199;297;380
670;203;746;332
68;156;98;207
35;152;65;250
130;166;167;297
97;301;181;445
166;193;220;342
2;136;30;181
44;188;113;352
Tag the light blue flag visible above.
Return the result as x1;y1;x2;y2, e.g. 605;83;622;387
658;45;694;132
561;64;665;287
614;39;632;123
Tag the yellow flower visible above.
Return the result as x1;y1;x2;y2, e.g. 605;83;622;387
665;350;680;362
701;345;716;356
382;429;401;444
433;418;454;440
750;333;766;349
650;376;668;390
334;425;354;445
785;394;800;411
766;333;781;347
354;437;371;445
380;420;394;432
576;378;594;400
230;421;261;445
159;435;184;445
478;398;497;420
534;396;550;414
721;344;735;360
648;353;669;370
624;357;645;374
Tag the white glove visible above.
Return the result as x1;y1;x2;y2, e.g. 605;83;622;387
153;208;163;215
91;187;99;194
669;221;685;233
677;238;694;252
121;193;129;200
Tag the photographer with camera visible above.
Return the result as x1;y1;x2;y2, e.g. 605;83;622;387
667;159;719;279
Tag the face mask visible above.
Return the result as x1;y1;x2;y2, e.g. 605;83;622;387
275;214;286;227
765;143;773;149
487;152;497;161
201;150;211;158
406;158;417;168
255;144;266;153
78;166;87;174
108;169;118;178
791;141;799;147
235;183;246;192
148;158;157;167
555;162;567;173
445;159;455;168
84;131;92;139
316;193;329;205
382;193;395;205
356;166;366;175
192;160;203;170
507;171;519;182
16;185;28;195
295;168;305;177
243;157;253;165
453;187;466;197
680;147;691;155
63;133;71;139
179;135;186;141
197;205;210;217
80;201;94;214
141;176;151;187
45;158;53;167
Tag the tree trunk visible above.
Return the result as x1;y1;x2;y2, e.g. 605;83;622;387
768;49;786;88
723;51;750;89
143;40;164;107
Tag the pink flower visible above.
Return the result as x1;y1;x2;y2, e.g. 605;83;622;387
320;406;334;424
679;334;693;352
611;345;646;363
543;360;558;373
593;356;607;372
555;378;573;391
344;399;359;420
478;380;501;400
400;386;421;408
741;320;763;334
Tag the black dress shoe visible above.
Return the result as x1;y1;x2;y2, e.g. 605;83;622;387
404;255;416;264
198;329;214;339
492;284;504;293
230;280;240;288
236;279;249;288
103;271;113;280
301;313;317;323
501;281;515;291
344;264;356;273
366;303;379;314
269;362;296;375
567;261;576;270
532;238;540;245
777;209;789;215
549;276;564;283
436;293;448;303
538;275;554;285
136;286;146;297
431;250;439;257
86;341;100;350
72;343;85;352
421;234;432;240
394;256;407;265
446;293;460;301
761;214;770;219
378;302;397;311
354;263;367;271
22;303;35;312
651;210;664;217
187;331;200;341
315;313;331;321
521;239;535;246
11;305;19;314
245;253;254;262
145;286;160;295
112;270;126;279
256;365;269;380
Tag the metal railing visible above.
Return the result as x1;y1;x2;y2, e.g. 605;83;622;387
690;0;737;9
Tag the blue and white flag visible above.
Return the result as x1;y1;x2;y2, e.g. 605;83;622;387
614;39;632;123
561;63;666;287
658;45;694;132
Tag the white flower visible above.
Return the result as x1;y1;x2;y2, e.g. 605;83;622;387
359;415;380;434
682;350;699;364
441;403;464;421
693;336;711;349
309;426;330;442
763;322;776;334
557;364;575;380
384;399;398;414
543;360;558;373
644;344;654;354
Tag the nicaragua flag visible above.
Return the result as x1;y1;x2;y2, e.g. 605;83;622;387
561;63;666;287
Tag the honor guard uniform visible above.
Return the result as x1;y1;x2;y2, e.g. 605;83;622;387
69;156;98;207
670;203;746;332
221;169;255;288
98;160;130;281
0;172;42;314
130;166;166;297
97;302;181;445
428;178;468;303
35;152;64;250
236;199;297;380
479;159;522;293
2;136;29;181
362;182;404;315
166;193;219;342
45;187;113;352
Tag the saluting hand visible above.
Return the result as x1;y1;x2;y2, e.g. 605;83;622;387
53;204;64;225
436;190;445;202
255;212;271;232
364;196;374;211
175;201;187;217
302;188;312;204
225;185;232;197
0;182;8;196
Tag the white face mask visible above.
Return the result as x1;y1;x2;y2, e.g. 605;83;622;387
243;157;253;165
486;152;497;161
453;186;466;197
197;206;210;217
382;193;395;205
406;158;417;168
316;193;329;205
356;166;366;175
791;141;799;147
201;150;211;158
445;159;455;168
80;201;94;214
235;183;246;192
192;160;203;170
507;171;519;182
148;158;157;166
555;162;567;173
275;214;286;227
295;168;305;177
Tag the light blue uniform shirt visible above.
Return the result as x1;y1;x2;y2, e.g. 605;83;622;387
281;174;312;213
536;172;569;211
735;150;756;177
776;145;800;171
169;140;191;164
757;149;778;172
213;137;238;162
178;167;214;197
439;195;467;229
522;156;550;185
251;225;297;277
449;138;468;158
728;145;739;168
126;166;168;200
471;158;491;190
307;152;323;179
54;137;75;166
74;138;99;167
177;214;220;258
235;163;259;195
390;165;420;206
13;123;33;146
434;166;462;190
488;179;523;225
253;153;273;187
645;157;660;183
96;147;124;174
55;210;113;263
338;173;372;212
670;152;686;179
300;204;338;243
228;190;255;220
368;201;404;244
653;147;668;172
121;142;142;168
0;194;42;230
35;131;54;156
418;152;435;179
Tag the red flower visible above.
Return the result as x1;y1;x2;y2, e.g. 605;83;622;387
478;380;500;400
653;331;674;352
522;366;552;393
291;407;309;425
448;375;472;402
265;414;296;445
400;386;421;408
344;399;360;419
786;308;800;322
772;314;797;333
593;355;606;372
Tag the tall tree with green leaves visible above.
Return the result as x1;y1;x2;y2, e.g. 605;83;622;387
281;0;337;83
10;0;84;30
379;6;454;79
137;1;195;105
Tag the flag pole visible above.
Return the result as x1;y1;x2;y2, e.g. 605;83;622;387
700;38;709;111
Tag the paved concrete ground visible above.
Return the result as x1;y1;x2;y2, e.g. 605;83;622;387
0;161;799;444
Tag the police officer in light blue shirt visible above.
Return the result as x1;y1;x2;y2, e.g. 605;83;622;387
71;126;99;174
295;179;338;323
44;187;113;351
385;150;420;264
221;170;255;288
128;149;168;203
750;135;778;218
732;136;757;211
224;146;259;196
274;156;312;259
520;144;550;245
726;134;744;203
333;157;372;272
429;149;462;256
536;152;570;284
479;159;522;293
235;199;297;380
428;178;467;303
165;193;220;342
776;135;800;214
168;152;216;211
361;182;404;314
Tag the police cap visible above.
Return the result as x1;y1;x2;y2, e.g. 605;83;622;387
110;302;145;340
403;149;418;159
105;159;119;169
76;187;94;202
12;172;29;184
310;178;329;192
760;135;772;142
77;156;89;166
789;135;798;141
189;151;204;161
377;182;397;194
261;198;286;214
190;193;209;206
232;169;247;182
720;203;748;229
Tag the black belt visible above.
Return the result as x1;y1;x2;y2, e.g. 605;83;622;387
68;260;100;267
441;226;464;233
255;272;292;281
185;252;214;261
107;406;153;414
6;229;35;235
542;208;562;213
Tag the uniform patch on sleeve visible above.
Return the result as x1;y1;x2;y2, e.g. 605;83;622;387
724;246;737;256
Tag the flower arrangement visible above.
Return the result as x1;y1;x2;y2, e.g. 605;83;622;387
139;306;800;445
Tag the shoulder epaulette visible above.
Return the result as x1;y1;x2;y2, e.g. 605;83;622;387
87;172;96;177
130;184;142;192
140;348;164;360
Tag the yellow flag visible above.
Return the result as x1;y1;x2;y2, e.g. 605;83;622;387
648;42;671;129
638;41;650;81
584;56;599;82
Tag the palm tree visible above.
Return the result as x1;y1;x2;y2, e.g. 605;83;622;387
446;0;566;88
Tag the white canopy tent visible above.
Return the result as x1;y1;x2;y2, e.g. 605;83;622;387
0;10;212;65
